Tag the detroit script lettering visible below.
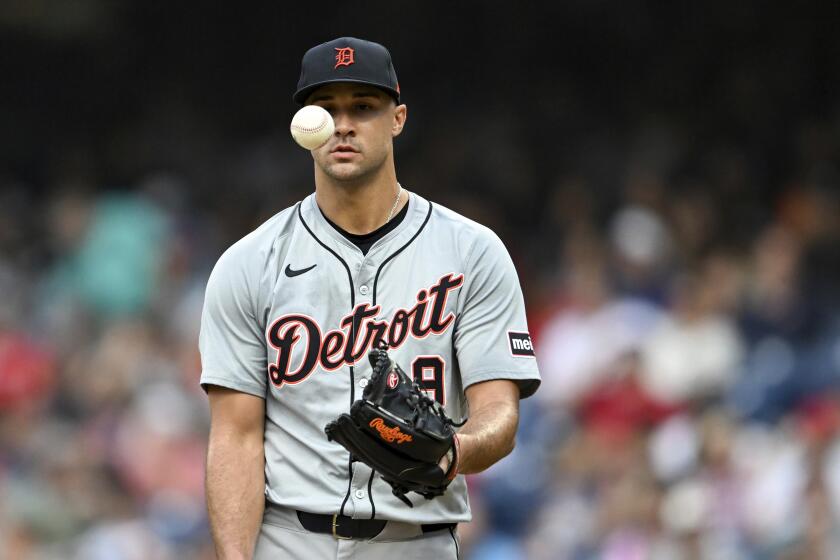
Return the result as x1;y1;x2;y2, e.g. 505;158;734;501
267;273;464;388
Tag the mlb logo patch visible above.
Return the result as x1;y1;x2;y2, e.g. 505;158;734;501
508;332;535;357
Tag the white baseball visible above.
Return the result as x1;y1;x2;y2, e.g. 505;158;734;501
290;105;335;150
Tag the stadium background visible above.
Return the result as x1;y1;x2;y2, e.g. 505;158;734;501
2;2;840;558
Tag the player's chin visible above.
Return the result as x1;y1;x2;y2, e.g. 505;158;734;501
322;162;367;181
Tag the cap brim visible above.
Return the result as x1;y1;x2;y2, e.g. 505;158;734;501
293;79;400;105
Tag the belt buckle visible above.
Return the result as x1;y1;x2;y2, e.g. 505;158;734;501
331;514;352;540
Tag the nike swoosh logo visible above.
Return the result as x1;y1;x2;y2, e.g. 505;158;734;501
285;264;317;277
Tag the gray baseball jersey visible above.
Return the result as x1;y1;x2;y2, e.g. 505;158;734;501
199;191;540;524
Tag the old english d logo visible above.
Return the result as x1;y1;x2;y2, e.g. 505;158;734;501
334;47;354;69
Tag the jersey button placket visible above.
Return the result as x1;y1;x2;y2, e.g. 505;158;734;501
351;259;373;517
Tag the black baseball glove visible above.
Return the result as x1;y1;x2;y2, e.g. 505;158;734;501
324;343;463;507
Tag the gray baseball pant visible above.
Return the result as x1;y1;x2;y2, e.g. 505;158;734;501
254;503;460;559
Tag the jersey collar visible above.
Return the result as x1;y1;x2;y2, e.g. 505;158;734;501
301;190;430;257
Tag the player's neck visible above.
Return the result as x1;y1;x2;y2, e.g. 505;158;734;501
315;169;405;235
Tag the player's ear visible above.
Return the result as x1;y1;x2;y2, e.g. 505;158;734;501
392;104;407;137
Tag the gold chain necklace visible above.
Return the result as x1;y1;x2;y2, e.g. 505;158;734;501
385;183;403;223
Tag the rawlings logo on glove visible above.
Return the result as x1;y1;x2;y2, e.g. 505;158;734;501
324;342;464;507
369;418;413;444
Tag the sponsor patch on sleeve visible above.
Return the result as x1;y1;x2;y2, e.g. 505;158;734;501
508;331;535;357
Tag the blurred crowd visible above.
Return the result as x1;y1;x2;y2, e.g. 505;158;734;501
2;108;840;559
3;4;840;558
474;148;840;559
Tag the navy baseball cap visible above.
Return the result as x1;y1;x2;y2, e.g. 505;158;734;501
294;37;400;105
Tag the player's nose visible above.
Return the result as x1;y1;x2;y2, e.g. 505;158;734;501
332;111;355;137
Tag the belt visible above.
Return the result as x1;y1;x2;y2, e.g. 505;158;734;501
296;511;456;540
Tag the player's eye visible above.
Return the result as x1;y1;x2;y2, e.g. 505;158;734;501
356;103;371;111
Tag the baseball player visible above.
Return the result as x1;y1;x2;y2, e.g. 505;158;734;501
199;37;541;559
